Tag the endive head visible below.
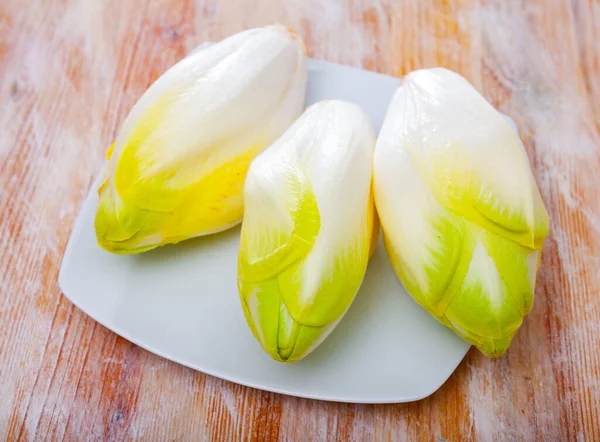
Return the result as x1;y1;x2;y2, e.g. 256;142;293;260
95;25;307;254
238;100;378;362
373;68;549;357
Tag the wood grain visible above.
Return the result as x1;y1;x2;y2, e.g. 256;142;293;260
1;0;599;440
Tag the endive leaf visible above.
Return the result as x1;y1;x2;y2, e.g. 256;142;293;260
238;147;320;283
396;69;549;248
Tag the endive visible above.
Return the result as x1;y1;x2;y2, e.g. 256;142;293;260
95;25;307;253
238;100;378;362
374;68;549;358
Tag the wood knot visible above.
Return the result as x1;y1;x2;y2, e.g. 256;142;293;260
163;26;180;41
10;81;20;99
111;410;126;425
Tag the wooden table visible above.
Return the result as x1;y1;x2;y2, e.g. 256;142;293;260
1;0;599;440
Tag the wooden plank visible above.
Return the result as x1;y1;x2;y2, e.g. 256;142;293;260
0;0;598;440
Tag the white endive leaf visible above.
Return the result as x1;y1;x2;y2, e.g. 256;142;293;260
238;100;378;362
374;68;549;357
95;25;307;254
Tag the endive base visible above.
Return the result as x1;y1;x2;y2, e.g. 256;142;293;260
59;59;470;403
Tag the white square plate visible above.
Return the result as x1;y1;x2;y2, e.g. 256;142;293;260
59;59;471;404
